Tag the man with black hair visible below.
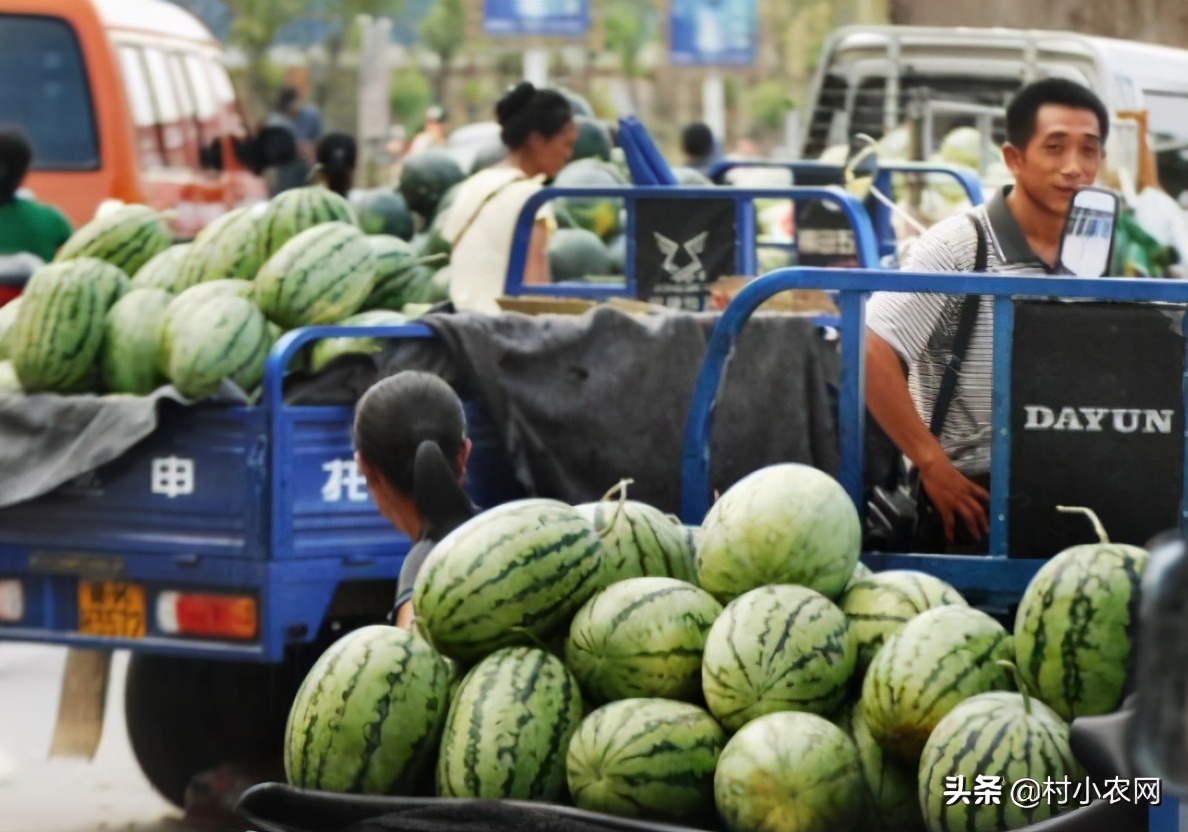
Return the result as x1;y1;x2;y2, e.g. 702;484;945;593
0;129;72;263
864;78;1108;549
681;121;717;174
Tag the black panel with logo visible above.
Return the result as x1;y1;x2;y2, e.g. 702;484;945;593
633;197;736;311
1009;300;1185;556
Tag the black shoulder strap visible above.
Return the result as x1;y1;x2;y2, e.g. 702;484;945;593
928;215;986;436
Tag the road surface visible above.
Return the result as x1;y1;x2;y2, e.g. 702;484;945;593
0;644;184;832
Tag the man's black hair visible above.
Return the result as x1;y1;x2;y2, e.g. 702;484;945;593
0;128;32;203
1006;78;1110;149
681;122;714;158
277;86;300;113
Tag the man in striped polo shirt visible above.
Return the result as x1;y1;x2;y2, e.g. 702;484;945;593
865;79;1110;550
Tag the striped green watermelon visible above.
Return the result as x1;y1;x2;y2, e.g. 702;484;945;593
362;236;421;310
284;624;452;795
254;222;377;329
165;294;272;400
308;309;407;374
177;206;263;288
130;244;191;293
0;297;22;361
1014;506;1148;721
55;203;172;276
566;698;725;823
437;646;583;801
9;259;128;393
861;606;1013;760
0;360;21;394
575;481;698;586
413;499;605;663
714;711;867;832
157;279;256;374
101;288;172;395
839;700;922;832
255;185;357;265
840;571;968;670
565;576;722;704
702;584;856;732
697;463;861;603
919;681;1078;831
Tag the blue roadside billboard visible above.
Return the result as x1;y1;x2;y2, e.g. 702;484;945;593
669;0;757;66
482;0;591;36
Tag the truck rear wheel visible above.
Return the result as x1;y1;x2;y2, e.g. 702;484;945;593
124;653;303;807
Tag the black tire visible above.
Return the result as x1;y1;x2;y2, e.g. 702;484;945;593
124;653;305;808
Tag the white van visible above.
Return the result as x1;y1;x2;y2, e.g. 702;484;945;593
799;25;1188;200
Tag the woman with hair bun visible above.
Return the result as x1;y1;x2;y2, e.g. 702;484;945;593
353;371;478;628
441;81;576;313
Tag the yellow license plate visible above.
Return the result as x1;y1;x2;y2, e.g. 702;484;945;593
78;581;146;638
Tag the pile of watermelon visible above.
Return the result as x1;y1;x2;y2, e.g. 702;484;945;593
282;466;1148;832
0;184;450;400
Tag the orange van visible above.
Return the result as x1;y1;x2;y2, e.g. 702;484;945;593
0;0;273;238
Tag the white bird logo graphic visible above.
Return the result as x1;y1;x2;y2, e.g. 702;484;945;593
653;230;709;283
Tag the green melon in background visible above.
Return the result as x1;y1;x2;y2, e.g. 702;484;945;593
714;711;867;832
1013;506;1148;721
919;684;1079;832
255;185;357;264
437;646;583;801
284;624;452;795
413;499;605;663
548;228;612;282
177;206;264;287
131;244;192;293
101;288;172;395
861;606;1014;761
254;222;377;329
566;698;725;823
0;297;22;361
575;482;697;586
838;699;922;832
165;294;272;400
9;259;128;393
308;309;407;373
839;570;968;670
702;584;856;731
565;577;722;704
55;203;171;276
696;463;861;603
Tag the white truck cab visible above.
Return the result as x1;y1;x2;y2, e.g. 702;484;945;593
800;25;1188;201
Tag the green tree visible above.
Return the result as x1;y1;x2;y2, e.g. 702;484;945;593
390;67;434;132
222;0;304;114
604;0;658;111
420;0;466;105
314;0;404;113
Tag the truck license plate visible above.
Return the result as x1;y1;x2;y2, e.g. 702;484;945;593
77;581;146;638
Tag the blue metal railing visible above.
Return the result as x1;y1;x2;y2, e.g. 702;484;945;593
502;185;882;301
680;267;1188;584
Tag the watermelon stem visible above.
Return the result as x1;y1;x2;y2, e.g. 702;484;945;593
598;478;634;537
417;253;449;267
996;659;1032;715
1056;506;1110;543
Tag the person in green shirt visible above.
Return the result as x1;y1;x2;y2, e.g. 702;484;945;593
0;130;73;263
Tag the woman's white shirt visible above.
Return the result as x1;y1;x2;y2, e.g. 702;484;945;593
440;165;555;314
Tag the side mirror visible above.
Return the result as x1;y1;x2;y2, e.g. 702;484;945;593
1056;186;1120;277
